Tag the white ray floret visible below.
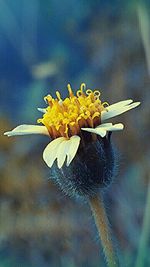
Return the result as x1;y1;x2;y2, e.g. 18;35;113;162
4;125;49;137
105;99;133;110
57;139;69;169
66;136;81;166
37;108;47;113
43;135;81;169
43;137;66;168
101;100;140;122
81;123;124;138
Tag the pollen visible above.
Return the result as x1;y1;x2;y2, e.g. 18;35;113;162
37;83;108;138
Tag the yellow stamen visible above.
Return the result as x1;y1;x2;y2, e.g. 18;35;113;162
94;90;101;100
37;83;108;138
67;84;74;97
56;91;62;101
44;94;52;103
44;94;53;107
86;89;92;95
76;90;83;97
80;83;86;93
102;102;109;107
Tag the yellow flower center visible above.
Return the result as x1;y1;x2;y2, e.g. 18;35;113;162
37;83;109;138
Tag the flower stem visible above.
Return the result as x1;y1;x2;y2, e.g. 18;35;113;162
89;194;119;267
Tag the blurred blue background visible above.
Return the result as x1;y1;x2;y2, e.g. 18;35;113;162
0;1;150;267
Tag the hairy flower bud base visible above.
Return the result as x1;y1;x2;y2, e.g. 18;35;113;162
51;135;115;197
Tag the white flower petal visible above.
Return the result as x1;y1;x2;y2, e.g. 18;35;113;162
106;99;133;110
4;125;49;137
81;123;124;137
66;135;81;166
81;127;107;137
108;123;124;131
96;123;113;128
56;140;69;169
37;108;47;113
97;123;124;131
43;136;81;168
101;101;140;122
43;137;65;168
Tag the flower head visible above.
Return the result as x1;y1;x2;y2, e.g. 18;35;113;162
4;83;140;171
37;83;107;139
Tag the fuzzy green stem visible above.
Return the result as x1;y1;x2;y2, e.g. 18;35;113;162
89;195;119;267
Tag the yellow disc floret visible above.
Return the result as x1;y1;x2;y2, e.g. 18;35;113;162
37;83;108;138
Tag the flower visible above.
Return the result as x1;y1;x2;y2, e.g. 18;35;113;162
4;83;140;170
